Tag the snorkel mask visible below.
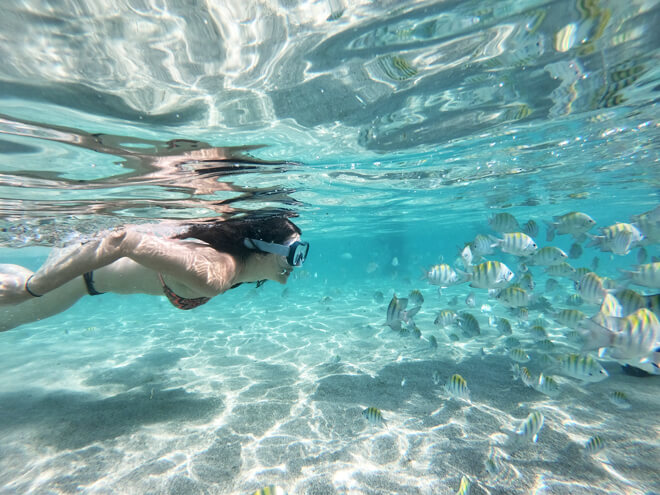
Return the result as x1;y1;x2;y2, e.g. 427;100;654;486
244;238;309;267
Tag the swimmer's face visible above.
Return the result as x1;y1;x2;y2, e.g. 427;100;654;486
259;233;301;284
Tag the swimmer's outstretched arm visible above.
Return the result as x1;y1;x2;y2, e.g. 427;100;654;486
0;228;236;304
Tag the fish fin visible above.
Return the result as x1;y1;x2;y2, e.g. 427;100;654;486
406;306;421;320
578;318;615;352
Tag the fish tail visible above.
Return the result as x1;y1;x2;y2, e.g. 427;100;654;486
543;220;555;241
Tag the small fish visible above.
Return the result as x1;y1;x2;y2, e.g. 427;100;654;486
497;317;513;335
529;325;547;339
465;261;515;289
538;339;556;352
509;348;530;363
522;219;539;237
528;246;569;266
496;286;530;308
512;364;535;387
373;291;384;303
445;374;470;400
252;486;288;495
569;243;583;259
575;272;606;304
552;308;587;329
607;390;632;409
461;244;473;268
432;370;441;385
435;309;458;328
362;407;385;426
424;264;462;287
589;223;644;255
428;335;438;349
408;289;424;307
580;308;660;365
631;205;660;244
516;411;544;442
584;435;605;454
392;256;399;267
517;307;529;321
591;256;600;271
545;212;596;241
566;293;583;306
455;312;481;337
456;475;471;495
449;295;459;306
386;294;421;331
535;373;560;397
472;234;495;257
619;262;660;289
490;232;538;256
546;262;577;279
465;291;476;307
557;354;609;382
488;212;520;233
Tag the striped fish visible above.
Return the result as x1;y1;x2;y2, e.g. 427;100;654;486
488;212;520;233
445;374;470;400
496;317;513;335
575;272;606;304
580;308;660;364
490;232;538;256
455;312;480;337
544;212;596;241
467;261;515;289
509;348;530;363
435;309;458;328
607;390;631;409
535;373;560;397
566;294;583;306
589;223;644;255
619;262;660;289
495;286;530;308
584;435;605;454
512;364;535;387
472;234;495;256
362;407;385;426
252;486;288;495
631;205;660;243
386;294;420;331
522;219;539;237
557;354;608;382
545;262;577;279
552;309;587;329
528;246;568;266
516;411;544;442
424;263;461;287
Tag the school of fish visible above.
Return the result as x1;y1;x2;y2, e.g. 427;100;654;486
378;205;659;489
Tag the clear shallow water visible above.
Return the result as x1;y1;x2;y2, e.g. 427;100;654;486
1;0;659;494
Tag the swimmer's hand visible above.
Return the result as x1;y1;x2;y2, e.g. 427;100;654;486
0;264;35;305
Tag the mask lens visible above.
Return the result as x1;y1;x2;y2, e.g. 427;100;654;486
289;242;309;266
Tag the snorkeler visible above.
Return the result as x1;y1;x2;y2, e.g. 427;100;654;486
0;216;309;331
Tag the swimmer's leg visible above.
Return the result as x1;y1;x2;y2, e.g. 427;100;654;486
0;276;87;332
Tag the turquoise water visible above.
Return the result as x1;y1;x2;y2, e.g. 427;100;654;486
1;0;659;494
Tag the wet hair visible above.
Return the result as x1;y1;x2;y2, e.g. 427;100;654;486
172;215;301;263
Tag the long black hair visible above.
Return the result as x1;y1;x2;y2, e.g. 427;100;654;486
172;215;301;262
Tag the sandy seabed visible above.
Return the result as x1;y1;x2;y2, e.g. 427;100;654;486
1;279;659;495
